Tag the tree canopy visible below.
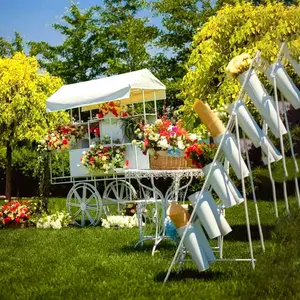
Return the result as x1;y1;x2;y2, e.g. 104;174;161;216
180;2;300;136
0;52;67;198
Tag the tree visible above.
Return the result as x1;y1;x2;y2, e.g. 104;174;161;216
180;2;300;135
29;3;112;84
99;0;158;75
0;32;25;58
30;1;158;83
0;52;66;199
150;0;216;107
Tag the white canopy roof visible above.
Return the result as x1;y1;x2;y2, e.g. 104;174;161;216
46;69;166;112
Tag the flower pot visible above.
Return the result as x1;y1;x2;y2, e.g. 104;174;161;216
265;62;300;110
194;222;216;264
228;100;282;164
238;69;287;138
188;191;221;239
193;100;225;138
149;151;188;170
177;224;210;272
214;131;249;179
203;162;244;208
228;100;263;147
189;191;232;237
261;136;282;165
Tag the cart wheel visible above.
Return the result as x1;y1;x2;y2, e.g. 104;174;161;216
67;183;102;227
103;180;137;215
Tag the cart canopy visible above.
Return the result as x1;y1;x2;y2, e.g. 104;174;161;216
46;69;166;112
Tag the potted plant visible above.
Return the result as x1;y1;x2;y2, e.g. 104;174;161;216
43;124;87;151
226;53;287;138
80;143;129;175
0;200;33;228
133;118;197;169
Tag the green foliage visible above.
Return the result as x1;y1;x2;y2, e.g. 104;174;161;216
30;1;158;83
151;0;216;109
0;52;67;145
181;2;300;133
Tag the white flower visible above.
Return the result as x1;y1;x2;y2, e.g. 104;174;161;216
138;133;143;139
189;133;198;141
132;139;137;145
155;119;163;126
51;219;62;229
90;144;95;148
157;138;169;150
82;151;87;155
177;140;185;150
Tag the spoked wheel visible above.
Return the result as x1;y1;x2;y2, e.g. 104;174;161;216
103;180;137;215
67;183;102;227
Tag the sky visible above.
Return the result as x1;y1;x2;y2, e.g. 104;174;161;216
0;0;158;46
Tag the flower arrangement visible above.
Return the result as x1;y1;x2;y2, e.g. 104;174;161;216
97;101;129;118
226;53;252;79
184;142;217;168
81;143;129;174
42;124;87;151
101;214;140;229
0;200;32;226
133;118;198;157
36;211;72;229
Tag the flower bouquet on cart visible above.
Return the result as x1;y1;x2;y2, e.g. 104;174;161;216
0;200;33;228
133;118;198;169
80;143;129;175
43;124;87;151
184;142;217;169
97;101;129;119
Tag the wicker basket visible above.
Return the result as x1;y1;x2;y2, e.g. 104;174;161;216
150;151;192;170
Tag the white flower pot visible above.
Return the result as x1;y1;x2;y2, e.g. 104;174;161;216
189;191;232;237
194;222;216;264
261;136;282;165
203;162;244;208
188;191;221;239
265;63;300;110
238;69;287;138
228;100;282;164
214;131;249;179
228;100;263;147
177;224;210;272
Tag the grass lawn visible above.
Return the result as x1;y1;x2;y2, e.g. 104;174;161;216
1;197;300;300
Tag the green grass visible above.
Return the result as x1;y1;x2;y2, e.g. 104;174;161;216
1;197;300;300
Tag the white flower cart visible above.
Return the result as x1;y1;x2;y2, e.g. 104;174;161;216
46;69;166;227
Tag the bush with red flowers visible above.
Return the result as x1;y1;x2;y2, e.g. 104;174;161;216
0;200;33;226
184;142;217;168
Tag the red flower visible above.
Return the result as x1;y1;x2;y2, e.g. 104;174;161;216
125;160;129;167
62;138;68;145
97;111;104;119
111;108;118;117
15;217;20;223
3;216;12;224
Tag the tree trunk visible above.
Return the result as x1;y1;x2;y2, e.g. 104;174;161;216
39;152;50;212
5;142;12;200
